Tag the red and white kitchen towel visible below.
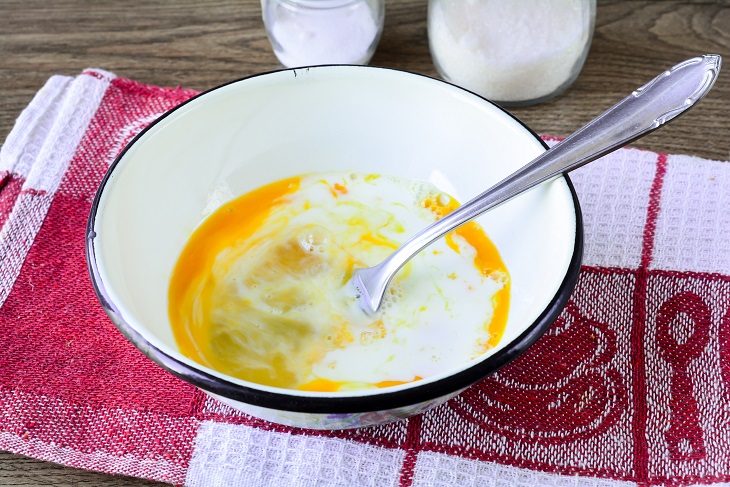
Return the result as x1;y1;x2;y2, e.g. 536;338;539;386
1;69;729;486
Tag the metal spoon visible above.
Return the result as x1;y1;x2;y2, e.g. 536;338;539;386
353;54;722;314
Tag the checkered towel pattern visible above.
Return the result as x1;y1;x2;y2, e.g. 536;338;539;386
1;70;729;486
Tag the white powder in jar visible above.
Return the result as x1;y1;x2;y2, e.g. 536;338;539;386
428;0;593;104
265;0;381;68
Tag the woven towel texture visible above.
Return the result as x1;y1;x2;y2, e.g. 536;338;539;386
0;70;729;487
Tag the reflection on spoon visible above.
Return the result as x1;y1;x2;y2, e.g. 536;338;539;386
352;54;722;313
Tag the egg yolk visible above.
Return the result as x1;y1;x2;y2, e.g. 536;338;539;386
168;172;510;392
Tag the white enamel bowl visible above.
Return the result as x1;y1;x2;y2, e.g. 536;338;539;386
87;66;583;430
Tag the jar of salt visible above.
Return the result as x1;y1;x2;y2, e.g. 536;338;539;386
262;0;385;68
428;0;596;106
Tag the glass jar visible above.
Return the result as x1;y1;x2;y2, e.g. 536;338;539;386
428;0;596;106
262;0;385;68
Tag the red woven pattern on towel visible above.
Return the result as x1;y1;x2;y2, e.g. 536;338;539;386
1;71;729;486
0;75;202;484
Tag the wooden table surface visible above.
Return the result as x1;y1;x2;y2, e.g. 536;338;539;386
1;0;728;485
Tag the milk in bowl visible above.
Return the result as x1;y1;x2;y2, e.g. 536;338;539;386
168;171;510;392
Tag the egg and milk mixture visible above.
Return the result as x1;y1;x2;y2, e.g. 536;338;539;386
168;172;510;392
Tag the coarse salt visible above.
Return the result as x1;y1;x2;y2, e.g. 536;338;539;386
263;0;383;68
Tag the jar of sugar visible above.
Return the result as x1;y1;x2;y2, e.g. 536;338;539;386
262;0;385;68
428;0;596;106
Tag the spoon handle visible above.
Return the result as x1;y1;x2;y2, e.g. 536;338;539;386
356;54;721;313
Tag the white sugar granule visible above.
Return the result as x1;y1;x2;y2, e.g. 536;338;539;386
429;0;592;102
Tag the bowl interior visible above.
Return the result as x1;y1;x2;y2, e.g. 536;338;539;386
92;66;578;397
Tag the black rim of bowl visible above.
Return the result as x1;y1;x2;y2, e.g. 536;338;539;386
86;65;584;415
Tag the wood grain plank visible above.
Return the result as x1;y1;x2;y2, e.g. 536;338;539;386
0;450;169;486
1;0;729;485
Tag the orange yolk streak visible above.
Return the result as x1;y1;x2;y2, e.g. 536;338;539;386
423;194;510;350
168;177;301;370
